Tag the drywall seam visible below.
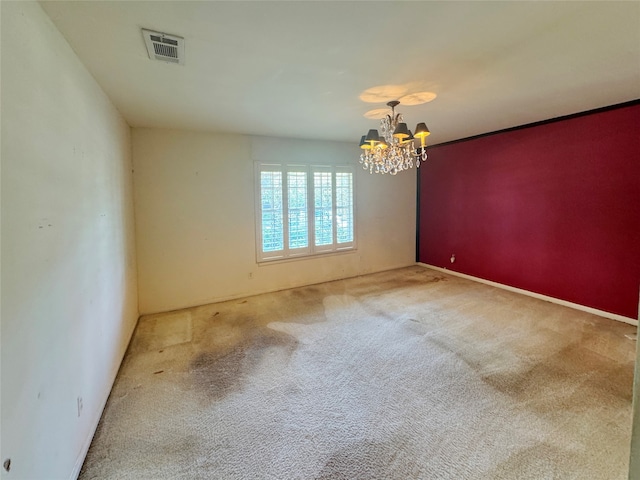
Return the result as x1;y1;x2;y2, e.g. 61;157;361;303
417;263;638;326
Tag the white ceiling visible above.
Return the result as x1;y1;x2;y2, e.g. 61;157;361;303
40;1;640;145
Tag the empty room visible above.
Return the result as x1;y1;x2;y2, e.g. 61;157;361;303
2;1;640;479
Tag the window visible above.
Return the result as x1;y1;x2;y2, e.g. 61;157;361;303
256;163;355;262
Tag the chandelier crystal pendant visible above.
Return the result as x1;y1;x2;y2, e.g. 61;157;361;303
359;100;430;175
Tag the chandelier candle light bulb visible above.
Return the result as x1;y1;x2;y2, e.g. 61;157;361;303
359;101;430;175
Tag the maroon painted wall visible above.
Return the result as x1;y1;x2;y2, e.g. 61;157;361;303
418;102;640;319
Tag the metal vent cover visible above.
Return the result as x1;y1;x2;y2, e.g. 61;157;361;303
142;29;184;65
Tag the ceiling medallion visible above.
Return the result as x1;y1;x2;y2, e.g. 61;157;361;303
359;100;430;175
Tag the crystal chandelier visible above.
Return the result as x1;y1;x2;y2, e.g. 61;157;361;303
359;100;430;175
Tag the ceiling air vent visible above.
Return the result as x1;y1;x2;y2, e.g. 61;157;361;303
142;29;184;65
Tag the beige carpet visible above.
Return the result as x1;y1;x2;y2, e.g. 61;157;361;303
80;266;636;479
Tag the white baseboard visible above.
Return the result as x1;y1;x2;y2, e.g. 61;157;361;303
70;401;105;480
139;262;417;316
69;316;140;479
417;263;638;326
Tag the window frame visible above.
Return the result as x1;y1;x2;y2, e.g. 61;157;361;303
255;162;356;263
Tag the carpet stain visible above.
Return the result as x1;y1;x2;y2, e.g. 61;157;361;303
292;286;321;296
378;274;438;291
78;266;636;480
427;332;633;415
402;317;431;336
315;440;401;480
425;276;447;283
189;325;298;401
488;442;570;479
160;433;200;457
484;343;633;407
482;362;568;396
288;287;325;309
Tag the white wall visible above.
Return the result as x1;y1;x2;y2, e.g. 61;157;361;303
133;129;416;314
1;2;138;479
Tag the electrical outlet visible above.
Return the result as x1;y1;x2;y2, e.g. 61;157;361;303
77;396;83;417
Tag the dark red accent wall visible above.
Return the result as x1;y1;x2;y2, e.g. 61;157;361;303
418;103;640;319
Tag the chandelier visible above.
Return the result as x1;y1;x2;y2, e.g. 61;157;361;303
359;100;430;175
